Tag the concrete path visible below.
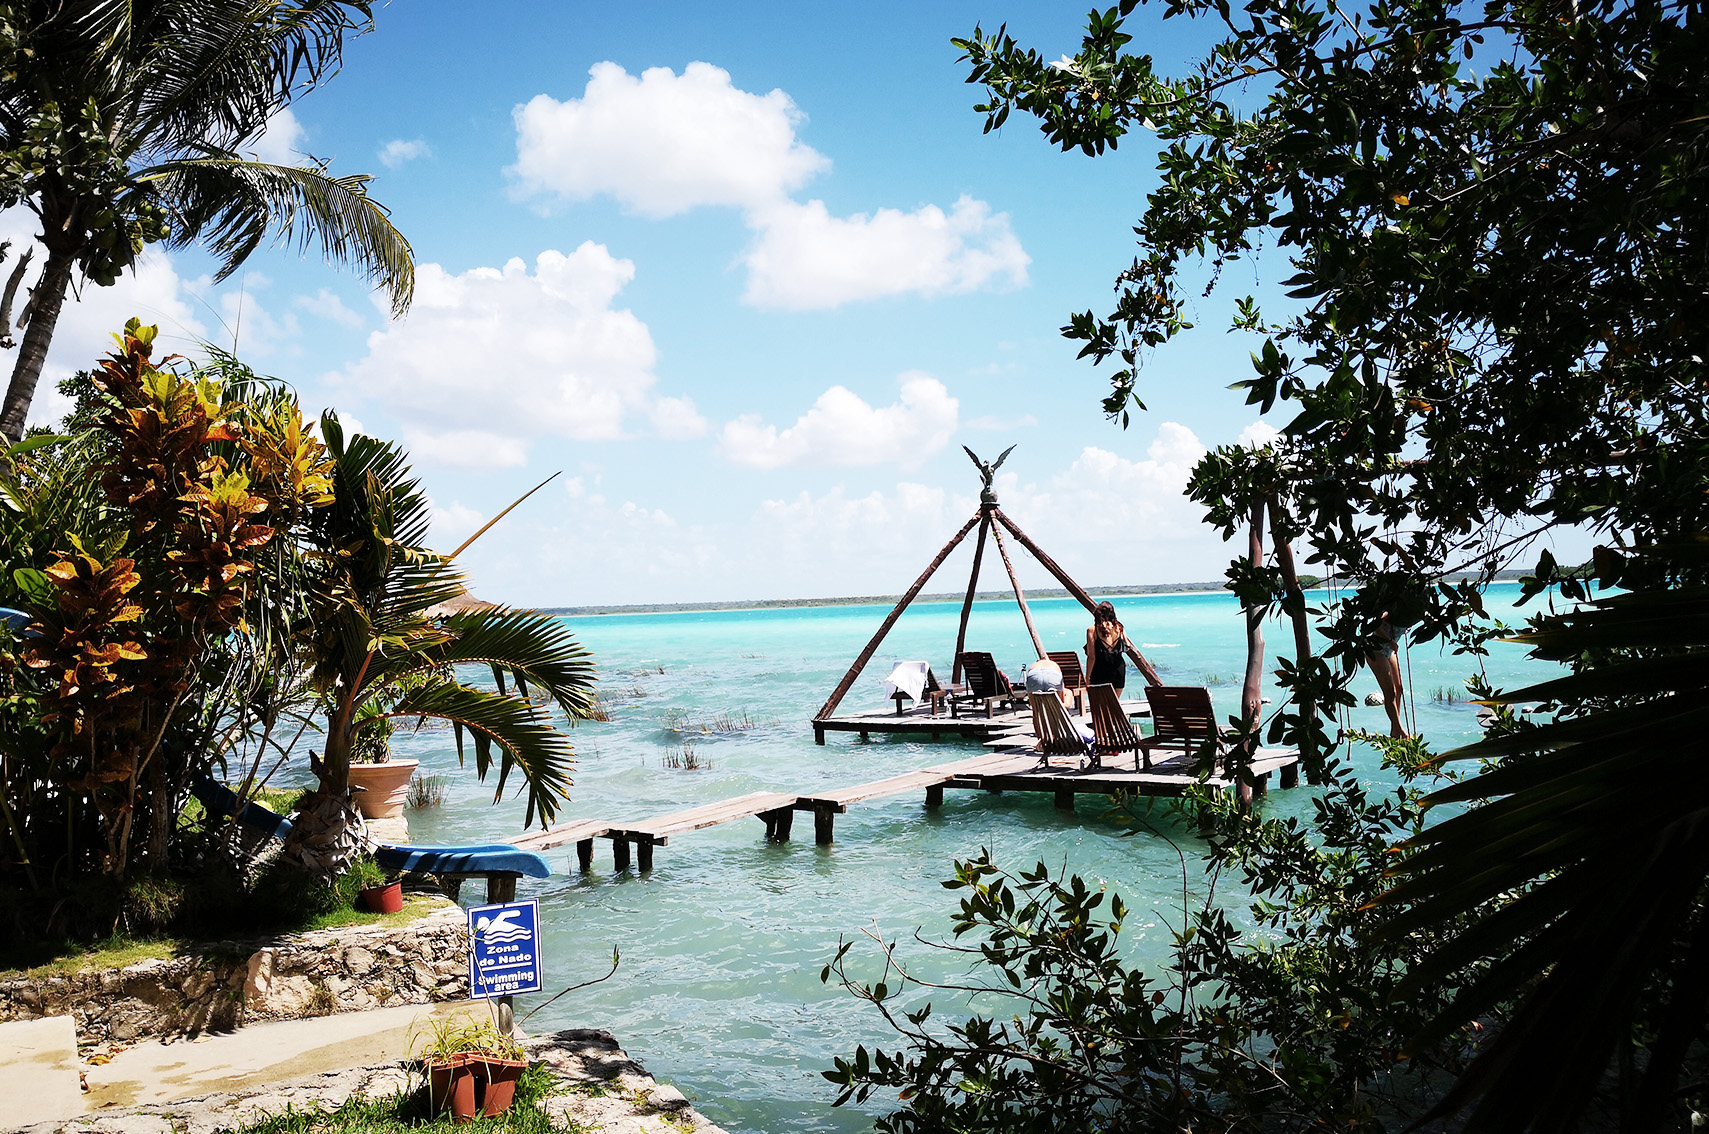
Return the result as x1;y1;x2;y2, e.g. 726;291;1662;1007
0;1016;84;1127
80;1001;482;1113
18;1028;726;1134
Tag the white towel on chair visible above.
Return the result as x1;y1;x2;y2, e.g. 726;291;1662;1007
883;660;930;701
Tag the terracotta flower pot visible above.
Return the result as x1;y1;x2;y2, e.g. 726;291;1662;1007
347;758;419;819
360;879;403;914
427;1055;477;1122
473;1056;527;1117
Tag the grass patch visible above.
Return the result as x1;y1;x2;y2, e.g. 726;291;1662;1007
405;774;448;810
0;936;183;981
222;1063;589;1134
303;893;446;934
0;894;449;979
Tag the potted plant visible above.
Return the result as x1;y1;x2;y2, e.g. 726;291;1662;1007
412;1015;528;1121
349;856;404;914
344;714;418;820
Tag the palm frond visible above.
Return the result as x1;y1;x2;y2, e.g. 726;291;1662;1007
141;156;413;315
383;681;574;828
1373;557;1709;1132
133;0;373;152
407;607;598;721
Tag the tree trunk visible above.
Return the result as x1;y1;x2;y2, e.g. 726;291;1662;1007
1269;499;1319;782
1239;500;1267;788
1;249;75;443
280;785;366;883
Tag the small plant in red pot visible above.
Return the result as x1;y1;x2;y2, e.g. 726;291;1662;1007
412;1015;529;1122
473;1051;527;1117
346;856;405;914
426;1052;476;1121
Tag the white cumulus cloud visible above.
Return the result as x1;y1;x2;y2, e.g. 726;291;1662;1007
510;61;828;216
719;372;958;471
247;108;305;164
295;288;365;329
1236;420;1283;448
429;500;485;549
509;62;1029;310
378;138;432;168
742;197;1029;309
336;243;701;469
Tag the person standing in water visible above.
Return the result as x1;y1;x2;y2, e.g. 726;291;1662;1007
1368;614;1409;738
1086;601;1132;695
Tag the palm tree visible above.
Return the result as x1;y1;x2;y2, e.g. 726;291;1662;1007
1377;544;1709;1132
283;415;596;878
0;0;414;443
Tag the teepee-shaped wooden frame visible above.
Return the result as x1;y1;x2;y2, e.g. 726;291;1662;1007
813;448;1163;723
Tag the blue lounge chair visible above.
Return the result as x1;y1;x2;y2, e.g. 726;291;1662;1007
190;776;551;880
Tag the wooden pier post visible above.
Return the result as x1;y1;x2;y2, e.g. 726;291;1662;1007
814;807;835;845
612;838;631;871
576;838;594;872
989;520;1046;659
1054;789;1075;811
761;807;794;841
637;840;655;872
925;784;944;807
814;513;981;722
952;515;991;684
993;510;1163;686
484;874;519;1036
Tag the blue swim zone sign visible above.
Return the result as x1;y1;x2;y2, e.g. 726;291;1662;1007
466;900;543;998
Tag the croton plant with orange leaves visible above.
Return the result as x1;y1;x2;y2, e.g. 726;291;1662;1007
9;320;332;883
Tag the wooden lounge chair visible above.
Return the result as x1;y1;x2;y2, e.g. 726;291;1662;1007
1139;686;1231;769
1088;683;1147;770
956;651;1025;718
1046;650;1090;713
1028;692;1090;768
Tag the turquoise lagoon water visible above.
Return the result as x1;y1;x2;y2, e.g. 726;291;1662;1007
390;585;1554;1133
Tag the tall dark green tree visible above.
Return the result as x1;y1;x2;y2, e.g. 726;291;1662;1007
932;0;1709;1128
0;0;415;442
958;0;1707;601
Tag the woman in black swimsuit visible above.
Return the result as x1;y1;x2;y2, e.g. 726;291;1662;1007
1085;601;1130;693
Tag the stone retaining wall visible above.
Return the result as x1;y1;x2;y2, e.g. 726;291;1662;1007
0;904;469;1047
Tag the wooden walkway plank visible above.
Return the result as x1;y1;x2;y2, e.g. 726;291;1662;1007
509;819;612;852
798;750;1027;811
611;790;800;844
508;740;1303;875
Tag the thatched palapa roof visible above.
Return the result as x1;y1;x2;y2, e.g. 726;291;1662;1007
424;589;498;620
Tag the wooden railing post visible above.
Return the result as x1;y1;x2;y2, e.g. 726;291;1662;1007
990;520;1045;659
952;515;991;684
814;512;982;722
992;509;1163;686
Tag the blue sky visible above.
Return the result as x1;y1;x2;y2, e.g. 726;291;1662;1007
8;2;1588;605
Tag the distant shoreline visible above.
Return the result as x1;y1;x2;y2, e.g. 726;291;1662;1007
540;572;1525;618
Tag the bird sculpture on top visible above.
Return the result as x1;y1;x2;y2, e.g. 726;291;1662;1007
964;444;1014;506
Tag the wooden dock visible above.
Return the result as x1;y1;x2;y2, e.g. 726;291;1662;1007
510;741;1300;874
811;697;1150;745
